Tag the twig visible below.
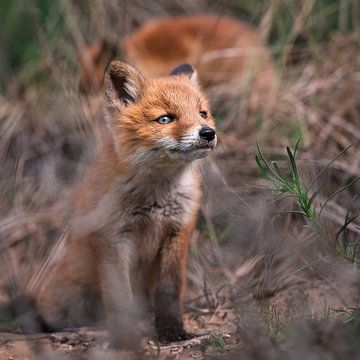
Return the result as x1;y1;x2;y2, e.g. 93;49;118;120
148;332;231;352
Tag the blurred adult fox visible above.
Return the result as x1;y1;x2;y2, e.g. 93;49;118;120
80;15;276;112
28;61;217;349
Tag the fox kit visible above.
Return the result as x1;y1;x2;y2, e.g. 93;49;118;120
80;15;275;110
122;15;273;86
34;61;216;348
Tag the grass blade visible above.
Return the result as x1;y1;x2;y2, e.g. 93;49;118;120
319;176;360;217
308;144;353;190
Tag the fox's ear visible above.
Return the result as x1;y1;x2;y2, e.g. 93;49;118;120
104;61;146;110
169;63;198;85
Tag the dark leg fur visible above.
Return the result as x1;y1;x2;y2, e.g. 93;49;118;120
153;227;195;343
154;284;192;343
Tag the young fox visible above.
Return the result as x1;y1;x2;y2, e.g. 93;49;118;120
34;61;217;348
80;15;274;99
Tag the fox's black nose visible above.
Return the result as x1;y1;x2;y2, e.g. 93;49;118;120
199;126;216;141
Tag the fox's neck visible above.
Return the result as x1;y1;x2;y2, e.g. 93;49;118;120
127;158;195;198
103;139;197;197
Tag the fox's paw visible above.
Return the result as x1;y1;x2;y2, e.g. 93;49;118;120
157;326;194;343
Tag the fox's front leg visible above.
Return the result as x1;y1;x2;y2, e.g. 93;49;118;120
99;239;141;349
154;225;194;343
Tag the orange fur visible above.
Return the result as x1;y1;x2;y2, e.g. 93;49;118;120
123;15;272;85
35;61;217;349
79;15;276;111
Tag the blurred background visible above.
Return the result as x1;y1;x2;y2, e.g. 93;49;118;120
0;0;359;358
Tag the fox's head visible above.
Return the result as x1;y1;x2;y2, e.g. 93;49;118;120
104;61;216;166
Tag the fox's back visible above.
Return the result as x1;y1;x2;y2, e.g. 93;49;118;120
80;15;275;96
122;15;272;85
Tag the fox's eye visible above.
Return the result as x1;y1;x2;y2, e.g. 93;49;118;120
156;115;175;124
199;111;207;119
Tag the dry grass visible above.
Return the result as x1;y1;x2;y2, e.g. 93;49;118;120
0;0;359;359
